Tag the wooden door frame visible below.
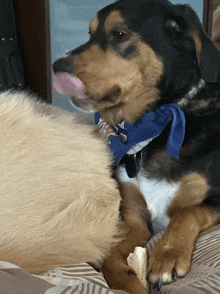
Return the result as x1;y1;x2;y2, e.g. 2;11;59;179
13;0;52;103
203;0;214;36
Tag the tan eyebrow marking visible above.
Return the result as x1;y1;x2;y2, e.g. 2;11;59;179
104;10;123;32
188;31;202;65
89;14;99;34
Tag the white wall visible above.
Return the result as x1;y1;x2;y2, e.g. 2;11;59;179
171;0;203;20
51;0;113;112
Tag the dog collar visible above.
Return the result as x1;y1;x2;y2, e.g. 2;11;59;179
177;78;206;107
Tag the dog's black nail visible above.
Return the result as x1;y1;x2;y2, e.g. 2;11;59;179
172;269;178;281
157;279;163;291
149;283;156;291
152;282;158;290
128;268;136;276
146;270;151;280
177;273;185;279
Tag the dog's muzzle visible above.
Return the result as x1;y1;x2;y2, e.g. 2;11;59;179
53;57;86;99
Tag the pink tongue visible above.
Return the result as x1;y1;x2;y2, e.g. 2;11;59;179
54;73;86;99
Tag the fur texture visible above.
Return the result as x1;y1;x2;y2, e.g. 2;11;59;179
0;91;121;274
212;4;220;50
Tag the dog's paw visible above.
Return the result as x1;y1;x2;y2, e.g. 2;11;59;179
148;244;190;290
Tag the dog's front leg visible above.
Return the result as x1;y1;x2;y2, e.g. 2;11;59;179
102;247;148;294
101;183;151;294
148;205;219;290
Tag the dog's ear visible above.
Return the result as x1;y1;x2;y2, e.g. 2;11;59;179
172;4;220;83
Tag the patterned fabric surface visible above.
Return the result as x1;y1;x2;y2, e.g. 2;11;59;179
147;224;220;293
36;263;109;288
0;261;128;294
1;224;220;293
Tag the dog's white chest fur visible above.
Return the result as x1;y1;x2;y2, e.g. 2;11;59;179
117;166;180;233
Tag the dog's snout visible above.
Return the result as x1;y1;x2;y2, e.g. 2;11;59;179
52;57;74;74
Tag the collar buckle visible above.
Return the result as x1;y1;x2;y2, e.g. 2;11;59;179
177;78;206;107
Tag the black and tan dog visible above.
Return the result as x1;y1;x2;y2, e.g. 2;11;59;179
53;0;220;291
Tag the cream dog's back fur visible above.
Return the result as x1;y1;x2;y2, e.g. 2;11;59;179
0;91;120;274
213;5;220;50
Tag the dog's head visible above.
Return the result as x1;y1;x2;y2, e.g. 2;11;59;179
53;0;220;124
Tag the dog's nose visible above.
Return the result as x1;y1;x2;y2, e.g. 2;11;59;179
52;57;74;74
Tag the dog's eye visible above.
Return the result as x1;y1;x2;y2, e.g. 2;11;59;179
111;30;126;42
165;20;181;32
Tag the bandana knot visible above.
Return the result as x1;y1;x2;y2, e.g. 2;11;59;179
95;103;186;164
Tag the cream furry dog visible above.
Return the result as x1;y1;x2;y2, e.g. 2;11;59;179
0;91;121;274
212;6;220;50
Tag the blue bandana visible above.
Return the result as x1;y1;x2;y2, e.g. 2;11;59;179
95;103;185;164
